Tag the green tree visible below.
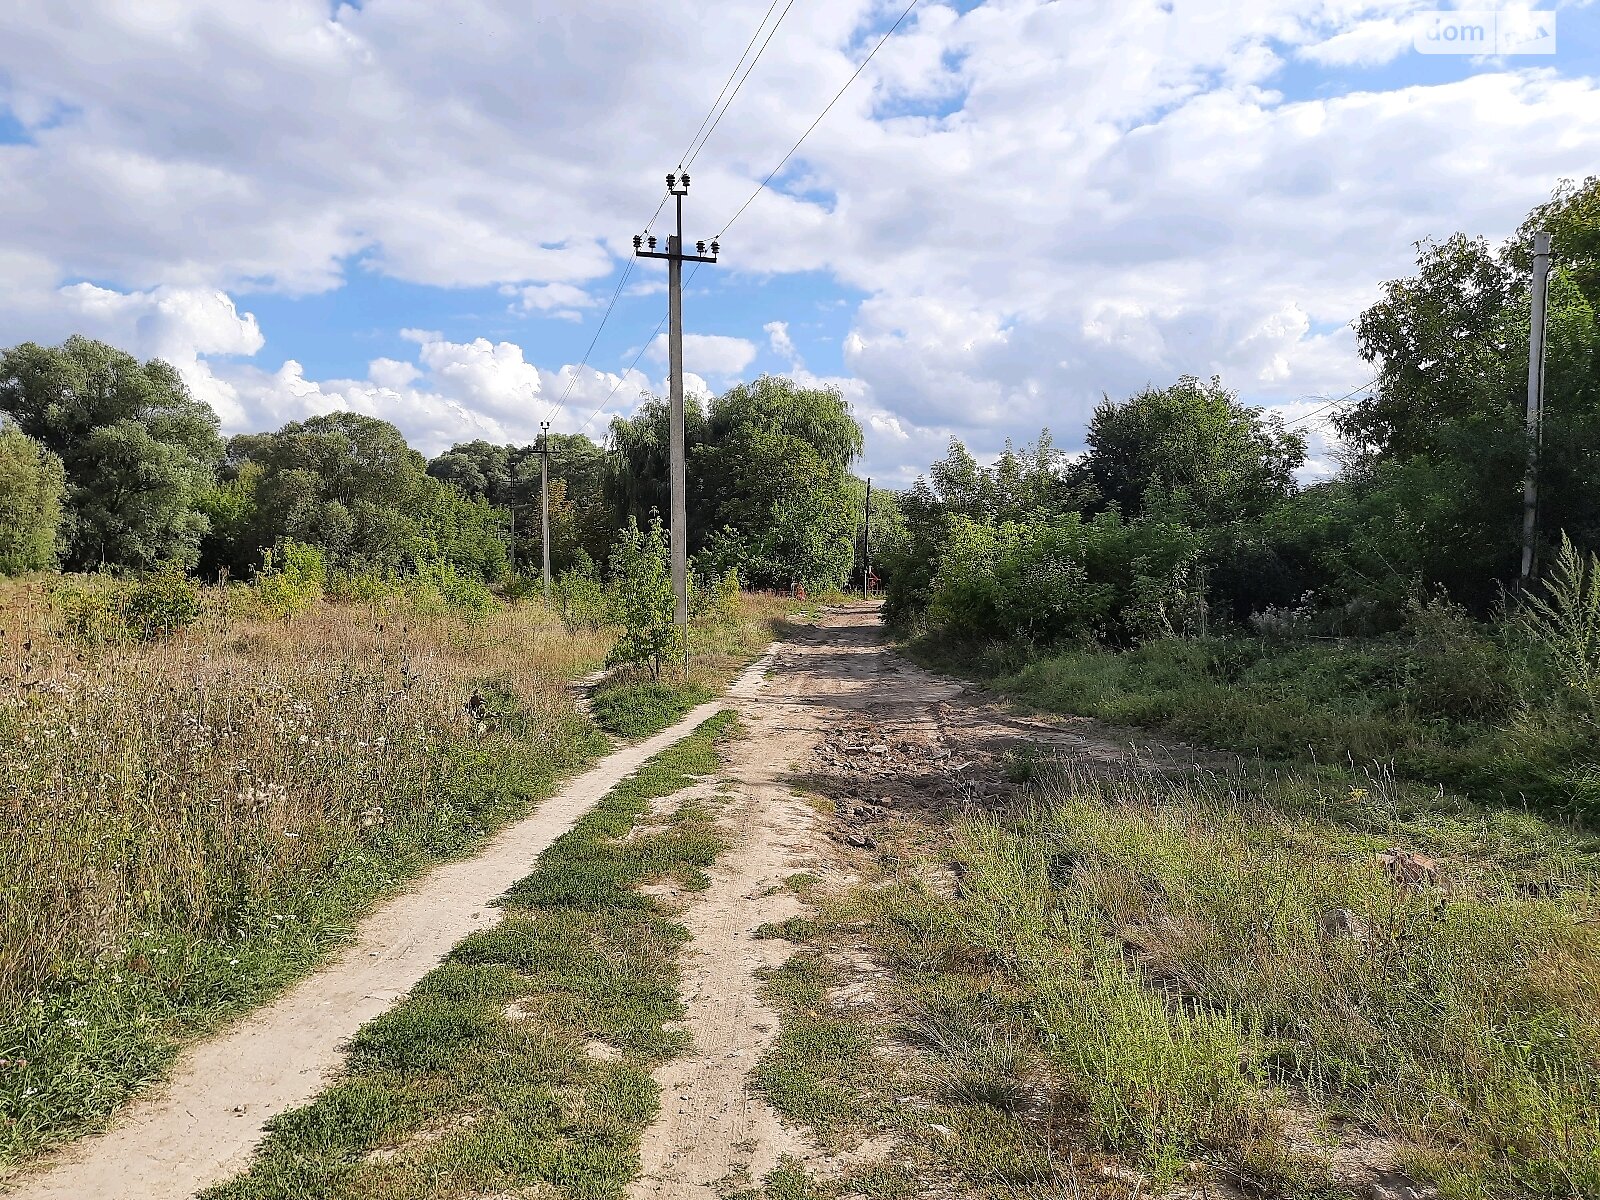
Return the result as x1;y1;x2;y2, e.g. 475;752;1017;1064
0;423;65;574
606;513;680;679
1345;182;1600;604
1082;375;1305;525
223;412;506;580
0;336;220;570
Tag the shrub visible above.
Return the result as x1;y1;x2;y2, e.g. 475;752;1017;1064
51;577;131;644
554;565;609;632
410;560;499;618
606;515;681;679
1520;535;1600;708
925;511;1201;646
251;541;327;620
124;571;202;640
325;569;395;604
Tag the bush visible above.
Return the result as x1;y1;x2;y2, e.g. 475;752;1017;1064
124;572;202;640
925;510;1202;646
325;569;395;604
251;541;327;620
554;565;609;632
606;515;681;679
409;560;499;618
51;577;131;644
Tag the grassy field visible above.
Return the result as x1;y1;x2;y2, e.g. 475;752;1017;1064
757;759;1600;1200
0;577;782;1174
909;617;1600;819
201;710;738;1200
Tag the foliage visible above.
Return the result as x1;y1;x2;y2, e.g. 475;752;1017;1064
605;514;681;679
0;423;65;574
250;540;328;620
1082;374;1305;525
123;571;202;639
610;376;865;591
219;412;507;583
1521;534;1600;706
553;559;610;632
0;336;221;571
925;510;1201;646
427;433;613;571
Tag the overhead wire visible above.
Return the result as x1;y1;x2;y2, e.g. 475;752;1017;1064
714;0;921;240
546;0;805;431
683;0;800;171
1282;377;1377;431
573;263;708;439
538;256;638;425
679;0;786;169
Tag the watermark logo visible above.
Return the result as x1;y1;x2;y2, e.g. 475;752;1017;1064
1413;9;1556;55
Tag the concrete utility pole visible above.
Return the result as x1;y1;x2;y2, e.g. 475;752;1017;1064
863;477;872;597
634;173;719;654
1522;230;1552;585
538;420;552;600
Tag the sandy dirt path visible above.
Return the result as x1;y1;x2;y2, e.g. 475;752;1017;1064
6;663;772;1200
631;604;963;1198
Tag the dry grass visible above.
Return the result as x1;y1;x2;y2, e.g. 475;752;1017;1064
0;576;609;1004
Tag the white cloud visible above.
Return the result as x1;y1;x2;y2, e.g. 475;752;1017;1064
1;0;1598;484
647;332;758;379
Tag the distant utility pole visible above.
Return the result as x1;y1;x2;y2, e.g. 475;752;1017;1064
634;173;719;654
1522;230;1552;585
863;477;872;597
538;420;552;600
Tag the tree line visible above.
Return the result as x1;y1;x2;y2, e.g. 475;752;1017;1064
881;176;1600;643
0;342;868;598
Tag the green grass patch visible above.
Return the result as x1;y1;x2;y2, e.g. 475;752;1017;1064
200;710;738;1200
0;683;608;1174
589;678;716;738
847;765;1600;1199
908;631;1600;819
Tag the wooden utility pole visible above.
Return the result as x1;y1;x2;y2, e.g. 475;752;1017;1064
538;420;552;600
634;174;719;654
863;477;872;596
1521;230;1552;585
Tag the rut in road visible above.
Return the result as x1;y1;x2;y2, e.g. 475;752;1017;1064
5;667;772;1200
627;602;1178;1197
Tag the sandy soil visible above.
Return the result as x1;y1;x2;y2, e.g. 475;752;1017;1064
5;667;770;1200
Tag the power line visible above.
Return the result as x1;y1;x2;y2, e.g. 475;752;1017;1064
715;0;921;240
679;0;786;168
573;311;667;438
573;264;707;438
1283;378;1376;430
548;0;797;426
539;256;638;425
684;0;800;171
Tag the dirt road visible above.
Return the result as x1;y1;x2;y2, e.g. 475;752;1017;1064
10;604;1169;1200
628;602;1180;1197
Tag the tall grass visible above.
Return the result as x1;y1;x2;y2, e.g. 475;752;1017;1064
872;765;1600;1197
0;577;619;1170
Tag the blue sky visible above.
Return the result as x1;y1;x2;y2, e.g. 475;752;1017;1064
2;0;1599;484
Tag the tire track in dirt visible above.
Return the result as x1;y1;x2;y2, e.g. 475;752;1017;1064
5;664;774;1200
628;604;1235;1199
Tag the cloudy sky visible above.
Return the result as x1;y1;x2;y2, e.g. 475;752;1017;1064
2;0;1597;484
